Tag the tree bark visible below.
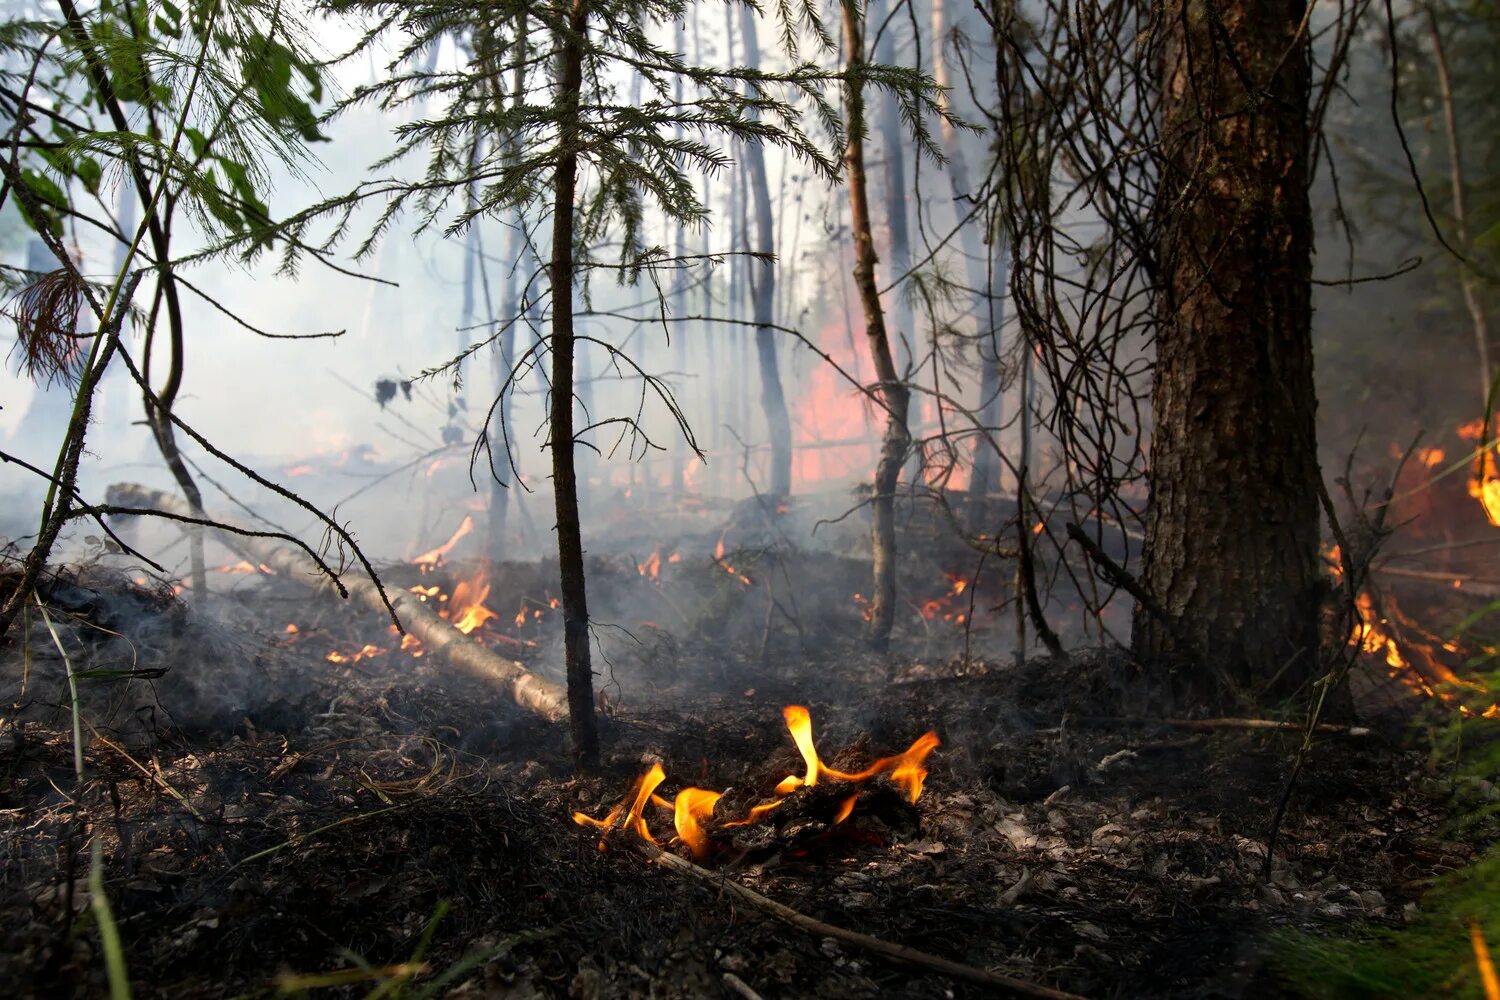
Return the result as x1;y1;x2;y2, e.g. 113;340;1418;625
1135;2;1322;702
842;0;912;652
738;8;793;497
550;0;599;768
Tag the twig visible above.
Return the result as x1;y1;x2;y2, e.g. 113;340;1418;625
722;972;764;1000
1079;716;1370;737
628;839;1086;999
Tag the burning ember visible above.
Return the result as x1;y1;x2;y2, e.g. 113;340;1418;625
573;705;939;860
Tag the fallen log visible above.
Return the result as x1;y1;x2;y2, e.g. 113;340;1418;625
103;483;567;722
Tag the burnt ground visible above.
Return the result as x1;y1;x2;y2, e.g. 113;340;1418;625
0;548;1496;1000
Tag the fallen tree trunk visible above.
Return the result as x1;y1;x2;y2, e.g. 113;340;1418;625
104;483;567;722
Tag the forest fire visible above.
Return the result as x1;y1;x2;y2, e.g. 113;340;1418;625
712;528;752;586
413;515;474;566
1458;418;1500;525
1348;589;1498;718
919;574;970;623
215;560;274;575
573;705;939;860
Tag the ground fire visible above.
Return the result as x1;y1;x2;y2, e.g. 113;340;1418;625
5;1;1500;997
573;706;939;860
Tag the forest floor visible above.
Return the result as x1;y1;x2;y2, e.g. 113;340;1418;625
0;546;1495;999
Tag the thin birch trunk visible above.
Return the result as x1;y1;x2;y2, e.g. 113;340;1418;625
842;0;912;651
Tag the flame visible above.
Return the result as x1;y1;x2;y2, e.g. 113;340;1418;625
1459;417;1500;526
781;705;820;790
572;763;666;850
285;624;299;634
216;561;274;575
832;793;858;825
1349;592;1496;717
447;572;496;635
573;706;940;857
638;550;662;579
712;528;752;586
1475;922;1500;1000
672;788;722;860
919;574;971;623
1471;477;1500;527
326;643;385;664
413;516;474;565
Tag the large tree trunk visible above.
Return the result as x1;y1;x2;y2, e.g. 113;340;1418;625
842;0;912;652
738;9;793;498
1135;2;1322;702
550;0;599;768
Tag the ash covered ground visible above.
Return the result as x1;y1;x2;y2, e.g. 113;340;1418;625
0;519;1493;999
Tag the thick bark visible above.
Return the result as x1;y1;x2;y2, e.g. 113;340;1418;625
842;0;912;652
1135;2;1322;701
103;484;568;720
738;9;793;497
550;0;599;768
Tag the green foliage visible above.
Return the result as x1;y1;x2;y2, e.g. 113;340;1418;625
0;0;330;284
262;0;956;292
1272;841;1500;999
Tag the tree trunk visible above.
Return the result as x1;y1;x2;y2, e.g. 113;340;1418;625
842;0;912;652
930;0;1007;508
1135;2;1322;702
739;8;793;498
488;215;518;556
550;0;599;769
1425;8;1493;401
872;0;913;379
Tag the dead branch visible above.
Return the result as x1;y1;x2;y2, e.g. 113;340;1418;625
1080;717;1371;737
629;839;1087;1000
104;483;567;722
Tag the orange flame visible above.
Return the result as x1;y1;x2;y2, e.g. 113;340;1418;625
326;643;385;664
832;793;858;825
919;574;971;623
573;706;940;857
638;550;662;579
1475;922;1500;1000
413;516;473;565
1349;592;1496;717
672;787;723;859
216;561;274;575
447;572;497;635
781;705;820;790
572;763;667;850
1459;418;1500;526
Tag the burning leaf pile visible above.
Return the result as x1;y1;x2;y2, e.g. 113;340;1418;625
573;705;939;860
